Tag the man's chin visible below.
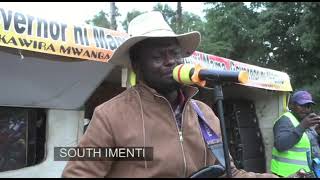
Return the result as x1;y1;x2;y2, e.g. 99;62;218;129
157;80;181;91
143;78;178;89
166;79;181;87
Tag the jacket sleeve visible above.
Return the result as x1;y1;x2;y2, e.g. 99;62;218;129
273;115;305;152
61;106;114;178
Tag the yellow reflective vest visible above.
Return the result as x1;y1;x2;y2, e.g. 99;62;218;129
271;111;311;177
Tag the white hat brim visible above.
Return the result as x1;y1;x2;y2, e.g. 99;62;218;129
108;31;201;67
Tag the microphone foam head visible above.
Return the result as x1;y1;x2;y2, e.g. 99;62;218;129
173;64;194;85
238;71;249;84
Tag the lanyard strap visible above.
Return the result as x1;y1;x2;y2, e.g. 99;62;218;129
191;100;226;168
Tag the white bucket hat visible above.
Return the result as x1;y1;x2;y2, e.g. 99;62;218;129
108;11;201;67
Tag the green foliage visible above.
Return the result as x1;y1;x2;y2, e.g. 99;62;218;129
151;3;205;51
202;2;320;89
255;2;320;86
110;2;121;30
122;3;206;49
85;10;111;29
121;10;145;32
176;11;205;35
87;2;320;91
152;3;176;25
202;2;263;65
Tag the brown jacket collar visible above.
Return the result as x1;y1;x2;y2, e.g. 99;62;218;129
134;81;199;103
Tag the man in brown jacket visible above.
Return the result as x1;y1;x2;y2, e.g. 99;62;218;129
62;11;278;178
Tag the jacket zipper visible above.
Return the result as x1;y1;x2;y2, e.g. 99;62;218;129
179;96;199;177
155;94;187;177
180;99;189;177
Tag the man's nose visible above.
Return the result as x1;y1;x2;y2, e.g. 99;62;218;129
165;50;182;65
163;53;176;66
164;57;176;66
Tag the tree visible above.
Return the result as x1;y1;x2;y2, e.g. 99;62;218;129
202;2;262;65
255;2;320;86
176;2;182;33
180;12;205;47
291;3;320;58
85;10;111;28
202;2;320;90
152;3;205;44
110;2;121;30
153;3;176;25
294;3;320;86
121;10;145;33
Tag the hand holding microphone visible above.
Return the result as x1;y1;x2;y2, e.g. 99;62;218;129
172;64;249;87
300;113;320;129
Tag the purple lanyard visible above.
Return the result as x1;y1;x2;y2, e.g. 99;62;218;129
191;100;226;168
191;100;220;145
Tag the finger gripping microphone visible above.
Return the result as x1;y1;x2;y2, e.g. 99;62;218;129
173;64;249;87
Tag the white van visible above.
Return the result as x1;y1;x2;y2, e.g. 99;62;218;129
0;8;292;177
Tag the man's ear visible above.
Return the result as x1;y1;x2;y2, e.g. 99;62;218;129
131;61;141;82
289;103;296;111
131;61;139;74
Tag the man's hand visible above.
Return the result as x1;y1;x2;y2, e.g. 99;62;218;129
300;113;320;129
287;169;315;178
315;123;320;134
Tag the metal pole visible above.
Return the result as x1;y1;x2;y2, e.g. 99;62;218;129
213;84;232;177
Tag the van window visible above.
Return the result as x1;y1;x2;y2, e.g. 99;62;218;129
0;107;46;172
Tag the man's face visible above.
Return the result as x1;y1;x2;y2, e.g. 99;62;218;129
292;103;313;120
133;38;183;91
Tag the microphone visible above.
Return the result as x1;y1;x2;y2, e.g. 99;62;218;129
172;64;249;87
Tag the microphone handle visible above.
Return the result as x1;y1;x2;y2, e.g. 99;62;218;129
198;69;241;83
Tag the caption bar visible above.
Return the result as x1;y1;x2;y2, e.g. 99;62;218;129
54;147;153;161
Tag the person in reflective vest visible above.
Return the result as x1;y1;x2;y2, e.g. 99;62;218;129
271;90;320;177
